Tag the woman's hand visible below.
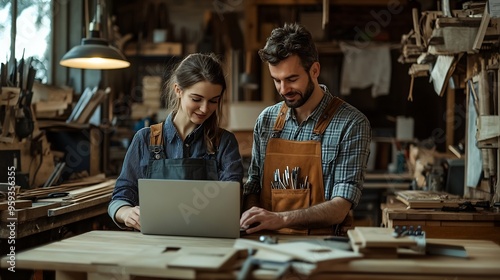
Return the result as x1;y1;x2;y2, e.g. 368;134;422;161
116;206;141;230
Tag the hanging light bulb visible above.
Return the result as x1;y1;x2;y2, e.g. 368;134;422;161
60;0;130;70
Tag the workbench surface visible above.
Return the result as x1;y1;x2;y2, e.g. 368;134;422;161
382;196;500;244
2;230;500;279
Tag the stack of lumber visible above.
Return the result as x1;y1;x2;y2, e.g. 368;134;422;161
0;176;116;239
399;31;426;64
17;175;110;201
9;176;115;218
32;82;73;118
131;75;163;120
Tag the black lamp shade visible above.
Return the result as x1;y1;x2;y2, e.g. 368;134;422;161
60;38;130;70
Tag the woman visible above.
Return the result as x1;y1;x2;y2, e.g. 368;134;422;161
108;53;244;230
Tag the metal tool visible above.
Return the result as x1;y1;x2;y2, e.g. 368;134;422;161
271;167;309;189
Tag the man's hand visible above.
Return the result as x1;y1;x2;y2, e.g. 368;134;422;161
116;206;141;230
240;206;286;234
240;198;352;234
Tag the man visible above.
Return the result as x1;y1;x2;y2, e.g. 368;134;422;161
240;23;371;235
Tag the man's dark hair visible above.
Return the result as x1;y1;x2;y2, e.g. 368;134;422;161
258;22;318;71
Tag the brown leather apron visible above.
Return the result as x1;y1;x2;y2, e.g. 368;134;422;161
260;97;343;235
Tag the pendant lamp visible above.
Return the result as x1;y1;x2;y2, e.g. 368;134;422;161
60;0;130;70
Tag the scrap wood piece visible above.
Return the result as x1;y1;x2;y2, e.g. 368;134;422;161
17;177;115;204
168;247;245;271
68;193;111;204
1;202;62;222
63;179;115;200
47;193;110;217
66;188;113;203
408;64;430;76
352;227;417;249
473;5;491;52
0;200;32;211
412;8;422;47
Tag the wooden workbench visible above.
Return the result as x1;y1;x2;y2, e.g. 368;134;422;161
382;196;500;244
0;179;116;256
2;230;500;280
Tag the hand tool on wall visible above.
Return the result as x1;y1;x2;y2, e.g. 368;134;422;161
15;56;35;140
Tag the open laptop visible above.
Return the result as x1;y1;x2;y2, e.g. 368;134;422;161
138;179;241;238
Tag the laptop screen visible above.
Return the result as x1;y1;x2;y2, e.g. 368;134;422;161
138;179;241;238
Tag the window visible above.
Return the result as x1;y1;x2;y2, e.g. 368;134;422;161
0;0;51;83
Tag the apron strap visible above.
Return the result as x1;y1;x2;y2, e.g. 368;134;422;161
271;97;344;137
271;103;289;134
312;96;344;135
150;122;164;146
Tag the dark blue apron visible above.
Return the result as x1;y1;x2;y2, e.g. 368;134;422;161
145;122;218;180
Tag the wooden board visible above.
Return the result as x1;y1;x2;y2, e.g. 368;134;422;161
234;238;361;266
1;202;62;222
347;228;398;258
168;247;244;271
47;194;111;217
353;227;417;248
0;200;32;211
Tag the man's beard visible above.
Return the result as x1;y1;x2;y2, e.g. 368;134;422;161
282;75;314;108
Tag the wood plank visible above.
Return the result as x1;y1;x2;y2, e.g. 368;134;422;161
66;185;114;200
168;248;243;271
0;200;32;211
472;6;490;51
16;175;108;199
48;194;110;216
1;202;62;222
63;180;115;199
354;227;417;248
412;8;421;47
0;202;108;238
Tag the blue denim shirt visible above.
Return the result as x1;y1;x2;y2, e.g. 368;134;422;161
108;113;244;227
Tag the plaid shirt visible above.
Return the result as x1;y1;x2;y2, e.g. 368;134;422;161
243;85;371;208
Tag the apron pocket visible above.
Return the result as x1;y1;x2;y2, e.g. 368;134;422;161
271;188;310;212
